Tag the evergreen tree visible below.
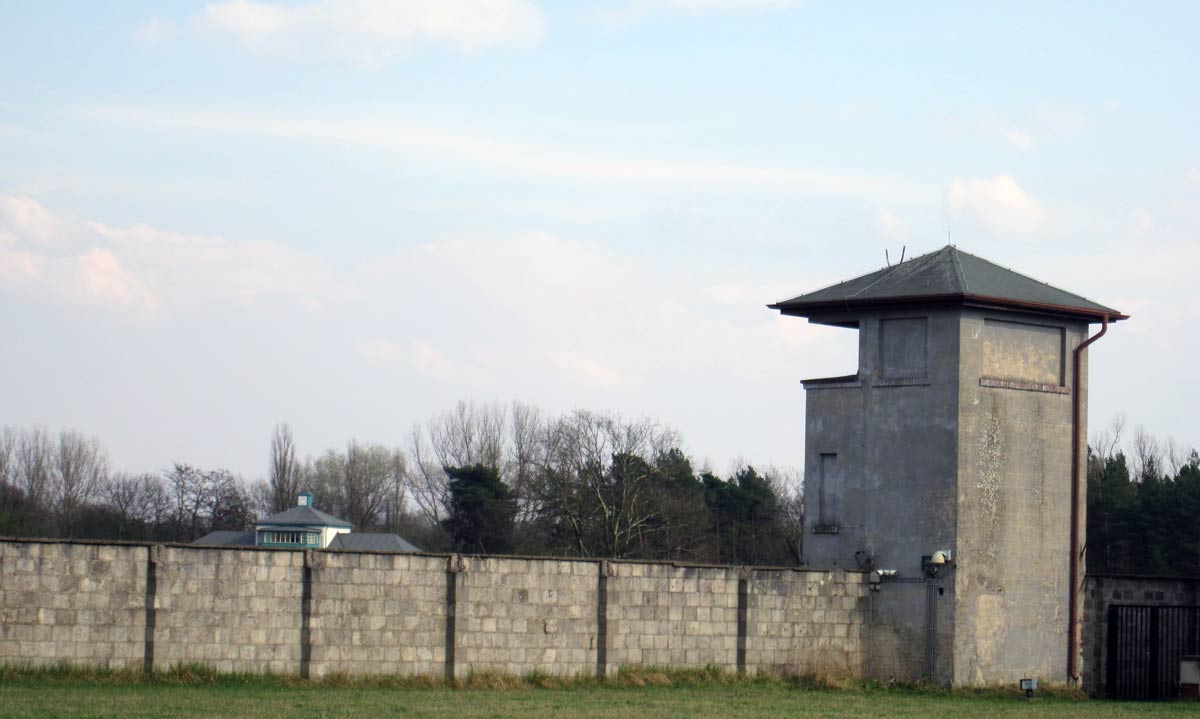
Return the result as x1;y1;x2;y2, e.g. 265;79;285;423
442;464;516;554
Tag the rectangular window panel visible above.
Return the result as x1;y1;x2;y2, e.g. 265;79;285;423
817;452;839;530
982;319;1064;385
880;318;928;380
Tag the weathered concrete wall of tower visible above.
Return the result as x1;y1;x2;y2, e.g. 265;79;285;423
801;308;960;684
953;310;1089;686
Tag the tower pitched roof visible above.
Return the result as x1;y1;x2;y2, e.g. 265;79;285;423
768;245;1126;322
255;504;352;529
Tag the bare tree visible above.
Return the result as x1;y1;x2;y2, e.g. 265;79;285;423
407;400;508;524
536;410;679;558
15;427;52;510
765;466;806;565
166;463;207;540
430;400;507;469
1090;414;1127;462
163;463;251;540
342;440;398;530
0;427;27;517
268;422;301;513
104;472;170;537
1131;424;1165;481
301;442;406;530
0;427;15;488
508;401;545;525
1164;436;1186;477
406;424;446;524
382;448;409;533
49;430;108;536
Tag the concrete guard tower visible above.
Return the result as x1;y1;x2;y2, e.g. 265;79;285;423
770;246;1125;687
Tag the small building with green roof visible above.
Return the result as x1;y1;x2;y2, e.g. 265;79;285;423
196;492;419;552
253;491;351;549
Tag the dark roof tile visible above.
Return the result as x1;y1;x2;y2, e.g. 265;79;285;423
328;533;421;553
769;246;1125;321
255;505;352;528
194;530;256;546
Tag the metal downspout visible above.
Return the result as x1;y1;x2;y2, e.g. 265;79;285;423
1069;314;1108;683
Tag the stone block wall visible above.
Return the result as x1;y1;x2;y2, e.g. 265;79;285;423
0;539;870;679
606;563;740;672
457;557;598;677
309;552;446;677
0;541;147;669
153;546;304;674
748;569;867;676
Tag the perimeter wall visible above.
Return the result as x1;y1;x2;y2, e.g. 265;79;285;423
0;539;867;678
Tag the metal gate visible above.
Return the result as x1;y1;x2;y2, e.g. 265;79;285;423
1107;605;1200;700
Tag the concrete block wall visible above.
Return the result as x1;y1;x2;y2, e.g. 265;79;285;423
748;569;867;676
309;552;446;677
606;563;740;672
0;541;147;669
457;557;598;677
153;546;304;674
0;539;871;679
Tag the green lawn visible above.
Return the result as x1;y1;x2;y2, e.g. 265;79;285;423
1;680;1195;719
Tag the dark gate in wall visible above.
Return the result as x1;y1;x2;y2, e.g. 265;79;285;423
1106;605;1200;700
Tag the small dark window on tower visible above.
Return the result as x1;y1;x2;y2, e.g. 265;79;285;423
814;452;840;534
879;317;928;380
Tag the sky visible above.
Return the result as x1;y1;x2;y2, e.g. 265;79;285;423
1;1;1197;481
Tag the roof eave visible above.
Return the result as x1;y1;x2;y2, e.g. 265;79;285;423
255;521;352;529
770;294;1128;323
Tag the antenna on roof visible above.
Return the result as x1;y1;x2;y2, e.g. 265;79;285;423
885;249;891;267
900;245;906;263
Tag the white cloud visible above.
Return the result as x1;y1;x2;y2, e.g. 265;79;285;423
873;207;908;241
136;17;177;45
548;351;624;389
358;338;494;385
946;175;1043;237
0;195;60;245
1032;104;1090;132
662;0;802;8
0;244;157;316
0;196;156;316
89;221;347;311
587;0;802;26
84;106;930;201
196;0;545;68
977;113;1035;151
0;194;347;319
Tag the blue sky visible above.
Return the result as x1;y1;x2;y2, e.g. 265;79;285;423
2;1;1197;479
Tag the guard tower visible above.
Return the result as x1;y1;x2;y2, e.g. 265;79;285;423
770;246;1125;686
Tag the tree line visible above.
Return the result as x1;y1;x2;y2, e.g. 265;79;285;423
8;408;1189;572
1087;418;1200;577
0;401;805;565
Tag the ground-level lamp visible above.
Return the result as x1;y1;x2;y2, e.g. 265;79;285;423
1020;677;1037;699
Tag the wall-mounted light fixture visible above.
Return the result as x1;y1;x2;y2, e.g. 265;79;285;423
922;550;953;578
1019;677;1037;699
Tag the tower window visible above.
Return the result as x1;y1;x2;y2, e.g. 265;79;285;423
880;317;928;380
815;452;840;533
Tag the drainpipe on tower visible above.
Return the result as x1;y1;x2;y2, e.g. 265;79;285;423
1069;314;1108;684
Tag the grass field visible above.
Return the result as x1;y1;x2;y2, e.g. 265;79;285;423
1;669;1196;719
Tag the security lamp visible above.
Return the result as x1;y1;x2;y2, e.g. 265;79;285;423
1019;677;1037;699
922;550;953;577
